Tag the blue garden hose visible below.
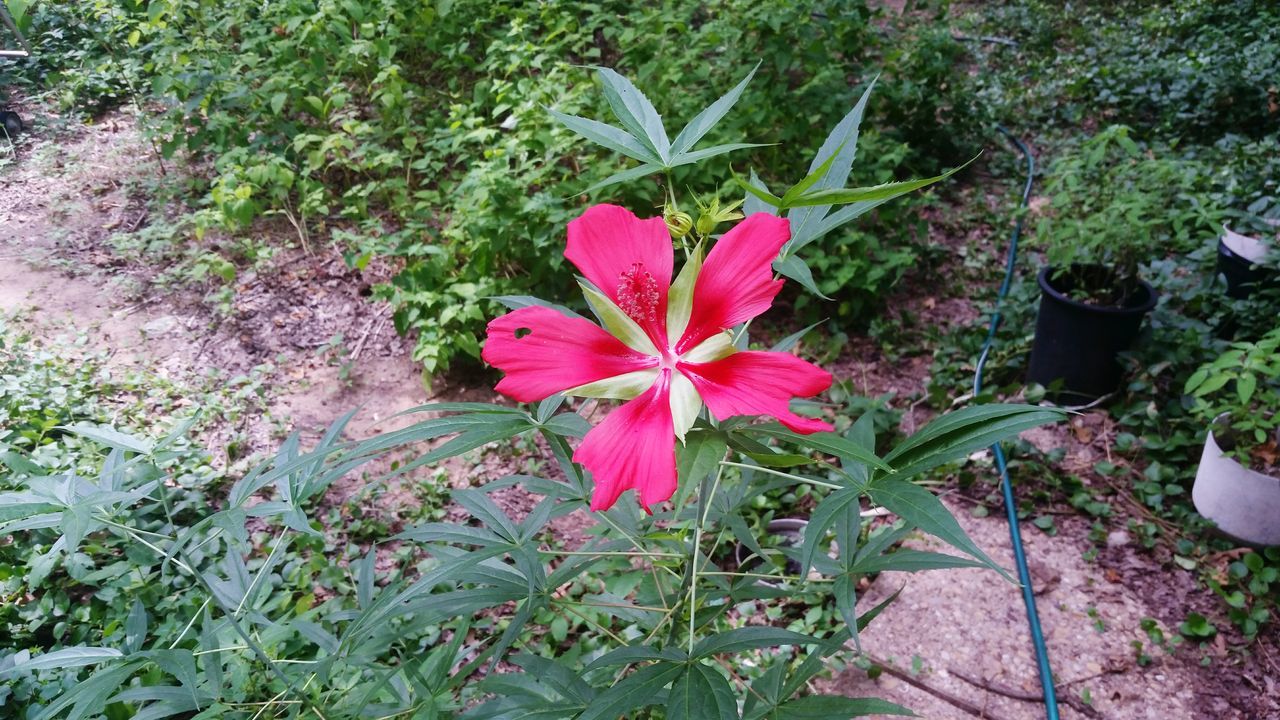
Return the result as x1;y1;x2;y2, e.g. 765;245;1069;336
973;127;1061;719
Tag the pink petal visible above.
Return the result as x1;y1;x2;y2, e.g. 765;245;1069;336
679;351;833;433
675;213;790;354
574;369;678;512
566;204;673;349
483;306;657;403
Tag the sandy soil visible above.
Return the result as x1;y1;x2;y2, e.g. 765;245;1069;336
3;106;1275;719
829;493;1277;719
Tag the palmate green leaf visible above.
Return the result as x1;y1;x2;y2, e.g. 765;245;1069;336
546;108;660;165
670;61;759;157
772;695;915;719
594;66;671;163
787;78;878;247
879;403;1065;481
693;627;833;658
578;661;685;720
0;646;124;678
867;477;1010;581
668;662;739;720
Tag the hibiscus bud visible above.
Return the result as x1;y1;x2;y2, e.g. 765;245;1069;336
695;211;717;237
665;210;693;238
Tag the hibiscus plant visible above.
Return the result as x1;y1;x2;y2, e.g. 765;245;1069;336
11;66;1061;719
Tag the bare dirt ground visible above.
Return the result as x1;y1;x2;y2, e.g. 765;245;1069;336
3;107;1275;719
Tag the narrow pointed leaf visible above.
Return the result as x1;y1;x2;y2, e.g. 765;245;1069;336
867;477;1010;580
670;142;770;167
0;647;123;677
742;170;778;217
595;66;670;162
578;662;684;720
670;62;758;157
547;108;661;165
693;627;832;658
850;549;986;574
800;487;861;575
580;162;663;194
773;255;832;300
880;404;1065;481
785;158;975;209
744;425;891;473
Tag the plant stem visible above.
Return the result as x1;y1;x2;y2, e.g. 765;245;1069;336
719;460;843;490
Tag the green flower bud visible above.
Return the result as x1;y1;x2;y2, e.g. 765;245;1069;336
695;211;716;237
666;210;693;238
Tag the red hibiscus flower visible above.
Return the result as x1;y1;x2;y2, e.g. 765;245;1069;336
483;204;832;512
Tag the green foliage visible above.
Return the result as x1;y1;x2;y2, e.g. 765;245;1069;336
964;0;1280;143
1184;327;1280;465
1031;125;1223;300
9;0;981;373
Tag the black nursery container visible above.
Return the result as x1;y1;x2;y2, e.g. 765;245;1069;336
1217;236;1271;299
1027;266;1158;405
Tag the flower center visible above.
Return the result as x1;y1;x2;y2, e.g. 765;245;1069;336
616;262;660;324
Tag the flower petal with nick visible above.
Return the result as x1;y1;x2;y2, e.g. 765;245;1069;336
483;204;833;512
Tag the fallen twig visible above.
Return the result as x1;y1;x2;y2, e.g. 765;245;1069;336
949;665;1103;719
859;654;1015;720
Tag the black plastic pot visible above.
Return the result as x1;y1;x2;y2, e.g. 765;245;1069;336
733;518;807;586
1217;236;1272;299
1027;265;1158;405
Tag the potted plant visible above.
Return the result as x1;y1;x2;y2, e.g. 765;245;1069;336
1186;327;1280;546
1026;126;1168;404
1217;203;1279;299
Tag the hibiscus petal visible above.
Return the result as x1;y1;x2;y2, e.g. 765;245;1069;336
675;213;790;354
566;204;673;348
483;306;657;403
574;369;678;512
679;351;833;434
